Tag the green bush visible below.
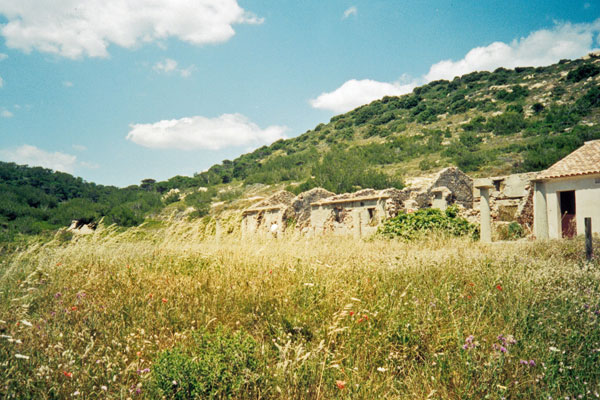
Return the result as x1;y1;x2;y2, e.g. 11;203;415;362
566;64;600;82
486;111;526;135
497;222;524;240
378;206;478;240
150;327;265;399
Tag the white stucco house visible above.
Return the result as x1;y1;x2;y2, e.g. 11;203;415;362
533;139;600;239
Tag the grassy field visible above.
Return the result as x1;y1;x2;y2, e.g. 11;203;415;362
1;223;599;399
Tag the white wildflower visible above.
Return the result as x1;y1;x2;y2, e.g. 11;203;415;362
15;354;30;360
20;320;32;327
377;367;387;372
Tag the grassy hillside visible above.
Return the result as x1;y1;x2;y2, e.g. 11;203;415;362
175;55;600;193
0;225;598;398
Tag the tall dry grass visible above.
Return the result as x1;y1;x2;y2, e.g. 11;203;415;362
0;220;599;399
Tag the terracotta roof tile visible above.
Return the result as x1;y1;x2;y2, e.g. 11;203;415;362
536;139;600;179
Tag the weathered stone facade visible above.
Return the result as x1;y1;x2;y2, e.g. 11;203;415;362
472;172;537;231
240;190;295;238
403;167;474;211
309;188;405;238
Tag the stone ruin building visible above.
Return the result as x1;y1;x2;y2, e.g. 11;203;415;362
240;190;295;238
471;172;537;232
402;167;473;212
238;166;542;239
240;167;491;238
310;188;405;237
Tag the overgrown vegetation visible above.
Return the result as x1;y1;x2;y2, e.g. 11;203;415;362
0;226;598;399
378;206;478;240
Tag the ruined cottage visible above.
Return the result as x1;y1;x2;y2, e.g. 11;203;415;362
472;172;537;230
309;188;405;237
403;167;474;211
241;190;295;238
534;139;600;239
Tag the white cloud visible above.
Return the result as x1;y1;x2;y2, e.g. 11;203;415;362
0;76;3;88
0;145;77;173
126;113;287;150
62;81;74;87
311;19;600;113
425;19;600;81
153;58;195;78
309;79;417;113
343;6;357;19
0;53;7;61
0;0;263;59
1;109;13;118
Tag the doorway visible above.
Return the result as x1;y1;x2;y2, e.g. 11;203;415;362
559;191;576;238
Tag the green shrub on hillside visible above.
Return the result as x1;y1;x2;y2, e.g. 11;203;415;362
566;64;600;82
150;327;265;399
486;111;527;135
378;206;478;240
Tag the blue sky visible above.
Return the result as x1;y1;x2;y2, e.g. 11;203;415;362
0;0;598;187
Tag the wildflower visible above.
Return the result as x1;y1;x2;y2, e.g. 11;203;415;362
162;298;168;303
496;284;503;291
349;311;354;317
529;360;536;366
20;320;32;327
362;314;368;321
63;371;73;378
148;293;153;299
54;292;62;299
172;380;177;386
101;386;108;391
71;306;77;311
15;354;30;360
335;380;346;389
520;360;529;365
72;390;80;396
136;351;142;357
462;335;477;350
468;282;475;287
377;367;387;372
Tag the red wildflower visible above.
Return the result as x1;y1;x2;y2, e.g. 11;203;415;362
467;295;472;299
362;314;368;320
335;380;346;389
62;371;73;378
349;311;354;317
71;306;77;311
468;282;475;287
148;293;153;299
162;298;168;303
136;351;142;357
496;284;503;291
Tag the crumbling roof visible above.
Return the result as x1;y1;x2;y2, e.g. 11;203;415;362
536;140;600;180
311;189;391;206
